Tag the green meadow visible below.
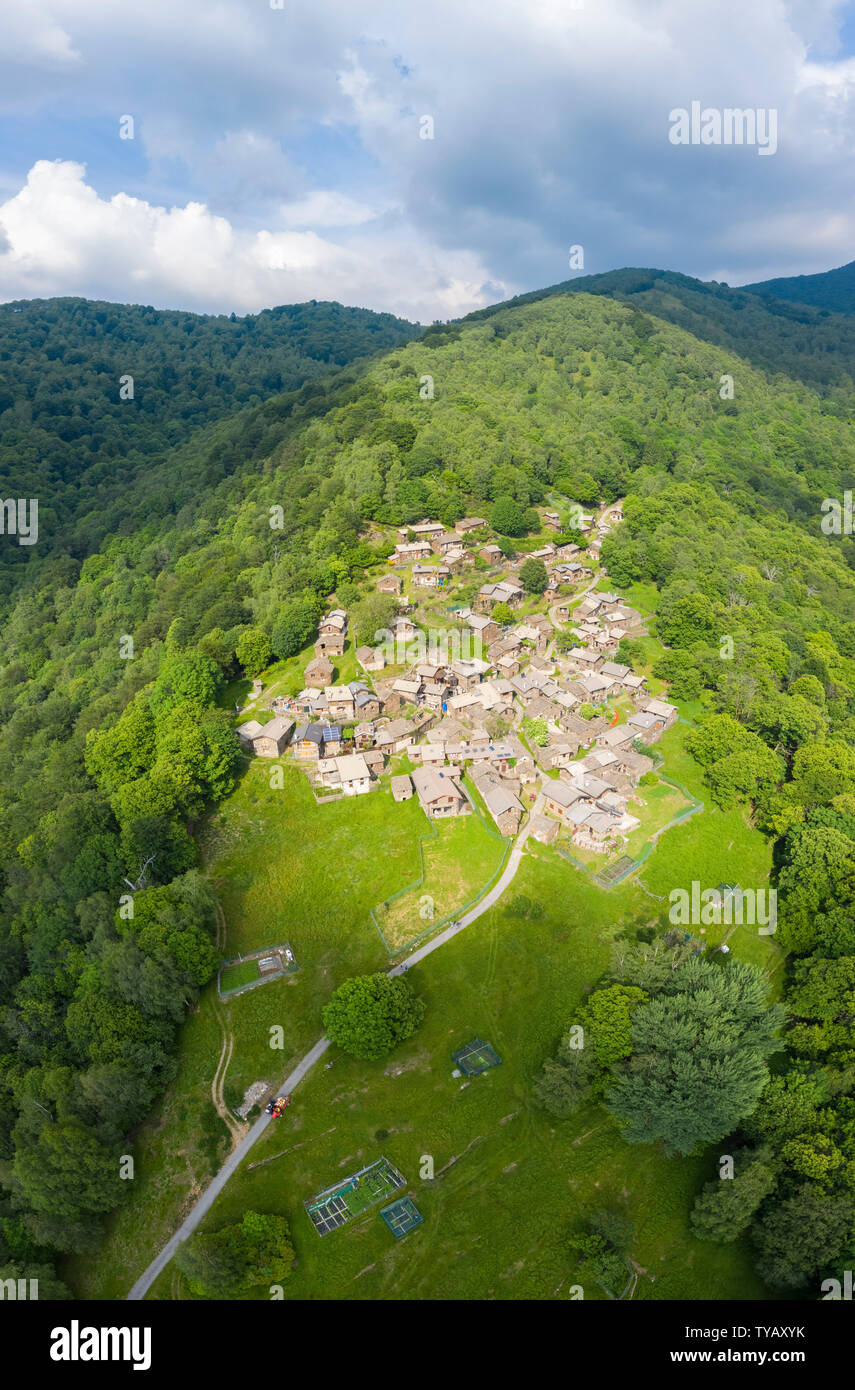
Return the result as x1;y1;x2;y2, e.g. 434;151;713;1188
146;840;777;1302
71;629;783;1303
68;758;517;1297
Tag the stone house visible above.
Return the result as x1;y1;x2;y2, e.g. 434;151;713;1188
644;698;678;730
392;542;431;565
429;532;462;555
375;717;417;754
391;774;413;802
377;573;403;594
543;779;589;822
565;646;604;674
305;654;334;685
596;724;638;751
467;613;501;647
336;752;372;795
390;615;417;642
319;609;347;638
480;543;503;563
451;657;490;692
324;685;356;721
250;716;294;758
363;748;386;777
315;632;345;659
411;765;468;818
627;710;666;745
356;646;385;673
293;723;336;760
472;769;524;836
397;520;445;541
477;580;524;612
412;563;450;588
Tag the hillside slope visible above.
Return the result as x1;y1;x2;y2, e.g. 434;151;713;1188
458;266;855;397
744;258;855;316
2;287;855;1296
0;297;420;600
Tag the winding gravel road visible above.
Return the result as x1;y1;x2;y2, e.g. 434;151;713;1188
127;510;626;1299
127;787;546;1301
127;500;621;1299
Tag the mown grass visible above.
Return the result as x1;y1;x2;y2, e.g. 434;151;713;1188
68;762;430;1297
220;958;260;991
147;849;772;1303
376;808;507;952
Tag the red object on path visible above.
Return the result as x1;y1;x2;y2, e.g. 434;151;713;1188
609;708;621;727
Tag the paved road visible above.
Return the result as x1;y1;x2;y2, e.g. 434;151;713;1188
127;522;596;1300
127;785;546;1300
127;1035;331;1301
389;787;546;976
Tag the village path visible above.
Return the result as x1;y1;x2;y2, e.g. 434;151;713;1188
388;785;546;976
128;510;611;1299
127;785;546;1301
545;499;622;638
127;1034;332;1301
548;567;601;636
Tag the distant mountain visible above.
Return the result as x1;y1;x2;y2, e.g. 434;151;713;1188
0;297;420;598
743;259;855;316
458;266;855;397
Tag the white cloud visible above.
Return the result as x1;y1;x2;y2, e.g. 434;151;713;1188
0;160;503;321
3;1;855;309
278;190;390;229
3;1;80;68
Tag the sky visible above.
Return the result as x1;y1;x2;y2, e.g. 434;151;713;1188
2;0;855;323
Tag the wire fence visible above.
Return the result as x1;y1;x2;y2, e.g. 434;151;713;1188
553;768;704;890
369;779;510;955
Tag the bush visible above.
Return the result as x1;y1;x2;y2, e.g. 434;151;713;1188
491;496;527;536
177;1212;295;1297
322;973;426;1059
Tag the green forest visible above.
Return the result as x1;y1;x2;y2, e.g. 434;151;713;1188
1;276;855;1299
0;297;419;601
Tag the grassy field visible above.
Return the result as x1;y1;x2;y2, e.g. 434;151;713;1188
375;807;507;952
220;958;261;991
145;846;776;1302
70;579;786;1303
67;760;512;1297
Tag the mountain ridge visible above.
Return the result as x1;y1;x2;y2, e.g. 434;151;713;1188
743;258;855;316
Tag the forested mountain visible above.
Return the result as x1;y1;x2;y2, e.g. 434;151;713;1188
0;297;420;602
744;258;855;317
2;284;855;1294
460;266;855;398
